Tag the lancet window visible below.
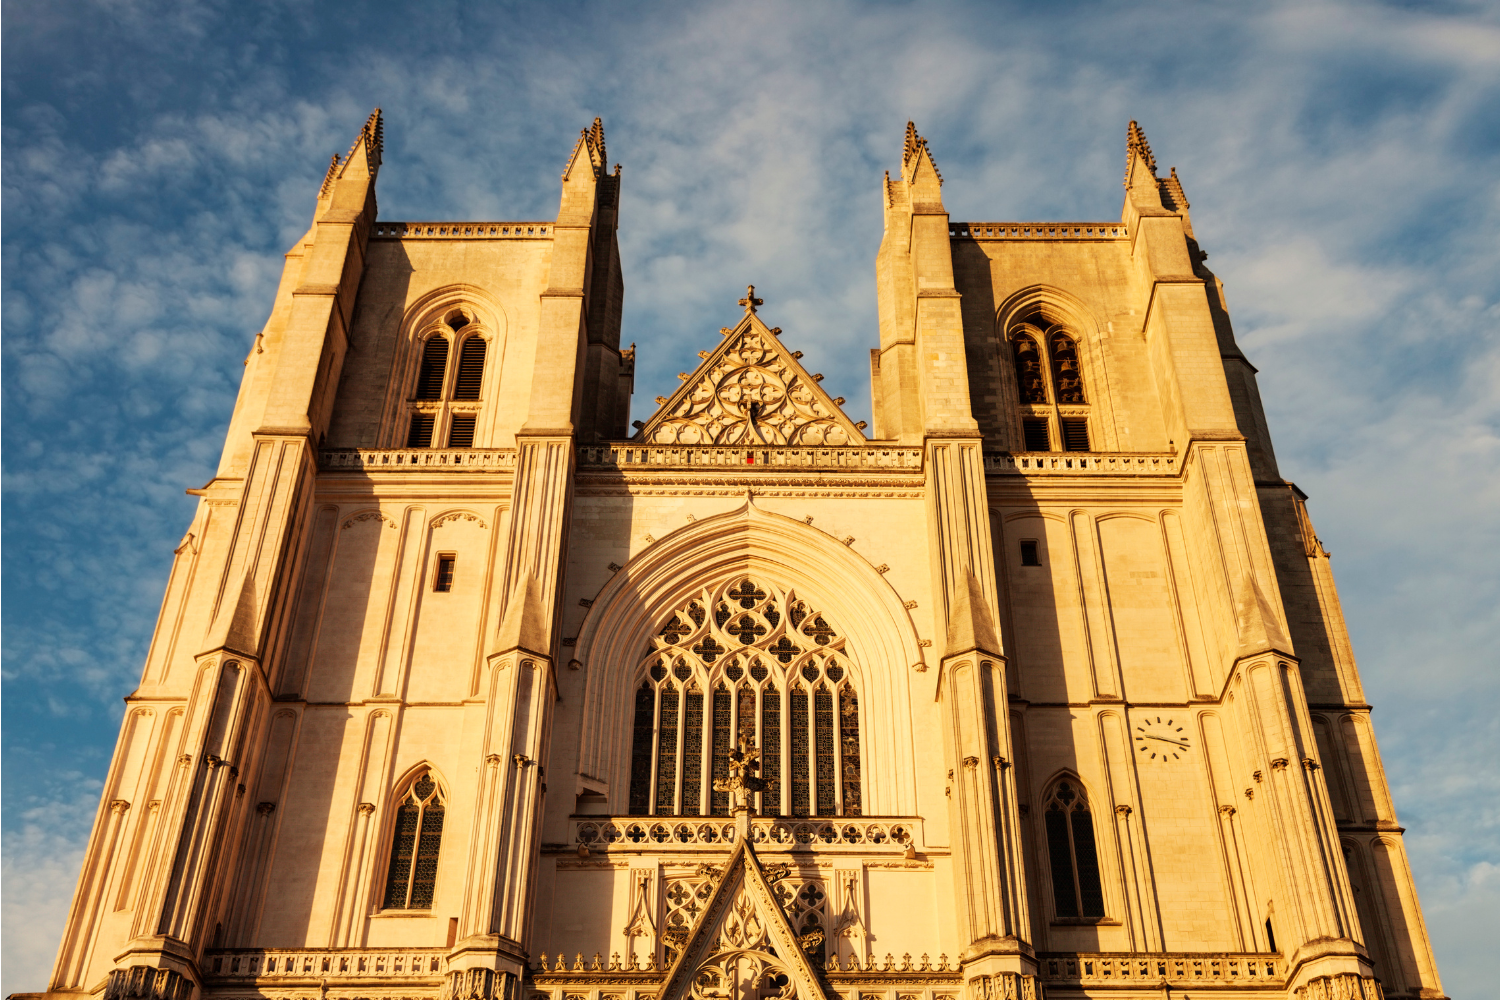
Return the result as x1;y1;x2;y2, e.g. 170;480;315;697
381;769;445;911
1009;315;1091;452
405;309;489;448
1042;778;1106;919
627;579;862;817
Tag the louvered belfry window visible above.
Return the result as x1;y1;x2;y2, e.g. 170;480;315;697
1011;317;1090;453
382;771;445;910
404;310;488;448
627;579;862;817
453;337;487;399
415;337;449;399
1044;779;1106;919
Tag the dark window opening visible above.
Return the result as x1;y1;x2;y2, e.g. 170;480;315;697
407;413;435;448
1023;418;1051;452
1266;917;1278;953
1021;540;1041;567
1049;333;1086;404
453;337;487;400
1045;780;1106;920
1013;334;1047;404
434;555;455;592
447;414;476;448
415;337;449;399
1062;418;1090;452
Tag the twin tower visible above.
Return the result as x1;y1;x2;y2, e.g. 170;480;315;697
34;113;1446;1000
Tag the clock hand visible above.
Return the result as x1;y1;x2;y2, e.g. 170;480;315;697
1140;734;1189;748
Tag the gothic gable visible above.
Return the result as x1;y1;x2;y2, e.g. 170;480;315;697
657;840;835;1000
636;291;865;447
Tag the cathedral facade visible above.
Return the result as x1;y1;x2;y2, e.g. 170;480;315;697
34;113;1447;1000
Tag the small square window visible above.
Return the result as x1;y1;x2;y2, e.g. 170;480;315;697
1020;540;1042;567
434;554;456;592
1023;418;1051;452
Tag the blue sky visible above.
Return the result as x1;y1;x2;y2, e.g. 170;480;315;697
3;0;1496;994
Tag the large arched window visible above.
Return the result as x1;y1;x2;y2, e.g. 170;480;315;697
1043;778;1105;919
627;579;862;817
405;310;489;448
381;769;445;910
1009;315;1090;453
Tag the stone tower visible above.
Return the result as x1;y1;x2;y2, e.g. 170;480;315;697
30;113;1446;1000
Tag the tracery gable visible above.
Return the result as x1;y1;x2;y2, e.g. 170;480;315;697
656;842;836;1000
635;293;866;447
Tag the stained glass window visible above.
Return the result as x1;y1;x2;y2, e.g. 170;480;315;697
815;686;836;815
655;685;679;814
681;689;704;813
790;686;810;816
629;578;861;818
382;770;444;910
711;685;732;814
762;683;781;815
628;684;654;814
840;686;861;816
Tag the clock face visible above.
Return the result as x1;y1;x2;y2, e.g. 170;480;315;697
1134;716;1191;763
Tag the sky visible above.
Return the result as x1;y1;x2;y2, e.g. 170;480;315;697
2;0;1496;994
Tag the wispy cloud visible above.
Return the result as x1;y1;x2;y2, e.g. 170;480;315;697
4;0;1496;993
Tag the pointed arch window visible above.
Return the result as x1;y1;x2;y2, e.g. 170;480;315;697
403;309;491;449
382;770;445;910
1043;778;1105;919
1009;316;1090;452
626;579;862;817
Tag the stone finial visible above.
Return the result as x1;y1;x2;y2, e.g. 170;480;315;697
739;285;764;314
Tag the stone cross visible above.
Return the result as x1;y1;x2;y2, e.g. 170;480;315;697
712;735;767;813
738;285;763;315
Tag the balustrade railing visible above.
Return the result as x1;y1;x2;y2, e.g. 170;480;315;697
1038;953;1282;986
372;222;551;238
577;445;923;471
320;448;518;471
951;222;1129;239
202;948;447;980
986;451;1176;476
572;816;920;851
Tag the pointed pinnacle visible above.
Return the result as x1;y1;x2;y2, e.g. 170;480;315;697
1126;119;1157;179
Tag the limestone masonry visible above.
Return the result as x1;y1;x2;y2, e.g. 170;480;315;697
29;112;1447;1000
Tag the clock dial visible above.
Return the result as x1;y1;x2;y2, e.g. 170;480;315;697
1133;716;1191;763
